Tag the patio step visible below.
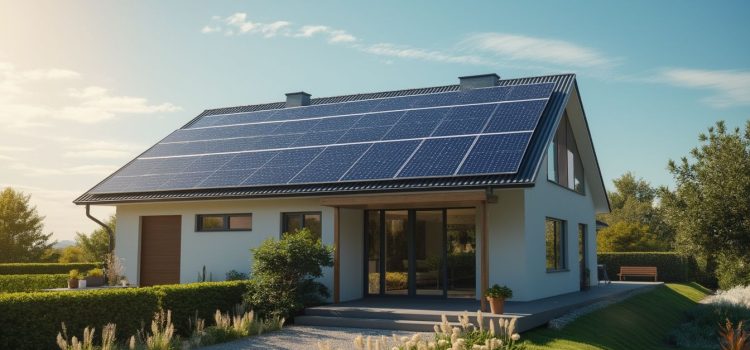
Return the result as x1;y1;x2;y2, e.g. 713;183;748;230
294;315;456;332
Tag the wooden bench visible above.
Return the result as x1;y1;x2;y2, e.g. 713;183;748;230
618;266;658;281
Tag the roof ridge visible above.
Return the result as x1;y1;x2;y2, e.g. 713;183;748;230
197;73;575;118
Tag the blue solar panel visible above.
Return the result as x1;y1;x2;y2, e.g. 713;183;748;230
342;140;420;180
432;104;497;136
505;83;555;101
90;81;556;194
397;137;474;177
290;144;371;183
458;133;531;175
483;100;548;133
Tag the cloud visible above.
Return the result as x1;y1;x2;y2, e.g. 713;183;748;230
61;139;141;159
463;33;616;69
360;43;488;65
203;13;356;43
58;86;181;123
658;68;750;108
9;162;117;176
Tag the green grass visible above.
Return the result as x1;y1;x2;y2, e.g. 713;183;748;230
521;283;711;350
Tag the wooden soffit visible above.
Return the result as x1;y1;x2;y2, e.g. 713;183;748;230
320;190;488;209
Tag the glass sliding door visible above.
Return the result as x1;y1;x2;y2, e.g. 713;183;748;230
446;209;476;298
366;210;382;295
384;210;409;295
415;210;444;296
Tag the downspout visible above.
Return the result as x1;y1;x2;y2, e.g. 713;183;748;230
86;204;114;254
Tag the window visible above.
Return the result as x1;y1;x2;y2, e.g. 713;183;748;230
545;218;566;271
547;113;585;194
196;214;252;231
282;212;322;240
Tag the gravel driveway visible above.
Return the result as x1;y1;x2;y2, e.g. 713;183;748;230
199;325;431;350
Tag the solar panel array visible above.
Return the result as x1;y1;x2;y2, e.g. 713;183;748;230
90;82;555;194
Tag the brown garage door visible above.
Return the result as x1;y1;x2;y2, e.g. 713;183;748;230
140;215;181;286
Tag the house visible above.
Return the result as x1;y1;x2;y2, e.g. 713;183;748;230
75;73;609;303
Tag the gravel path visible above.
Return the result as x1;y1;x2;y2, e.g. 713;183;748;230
200;325;431;350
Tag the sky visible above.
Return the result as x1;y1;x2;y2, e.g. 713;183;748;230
0;1;748;242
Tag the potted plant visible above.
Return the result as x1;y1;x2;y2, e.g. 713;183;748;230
85;268;105;287
78;273;87;289
67;269;80;289
485;284;513;314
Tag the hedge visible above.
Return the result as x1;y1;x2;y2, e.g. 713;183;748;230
155;281;253;334
0;280;252;350
0;262;102;275
597;252;694;282
0;274;68;293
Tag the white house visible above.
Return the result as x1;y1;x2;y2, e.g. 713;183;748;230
75;73;609;304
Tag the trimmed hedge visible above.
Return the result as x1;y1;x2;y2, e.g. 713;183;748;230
0;288;161;350
0;280;252;350
155;281;253;334
0;262;102;275
598;252;694;282
0;274;68;293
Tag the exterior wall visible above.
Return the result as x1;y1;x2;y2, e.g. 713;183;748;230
521;153;598;301
115;198;335;299
339;208;364;302
484;189;529;300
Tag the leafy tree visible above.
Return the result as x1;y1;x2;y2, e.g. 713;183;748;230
244;228;333;319
0;188;55;262
75;215;115;262
660;121;750;289
58;245;86;263
597;173;673;251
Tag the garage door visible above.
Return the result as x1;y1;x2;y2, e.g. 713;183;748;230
140;215;181;286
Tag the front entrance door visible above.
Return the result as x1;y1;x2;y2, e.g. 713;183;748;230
365;208;475;298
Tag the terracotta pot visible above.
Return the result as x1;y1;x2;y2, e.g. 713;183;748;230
86;276;105;287
67;278;79;289
486;296;505;314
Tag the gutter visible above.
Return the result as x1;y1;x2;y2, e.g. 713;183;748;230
86;204;114;254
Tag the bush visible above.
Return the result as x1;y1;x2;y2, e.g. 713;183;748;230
597;252;693;282
155;280;252;335
716;254;750;290
668;285;750;348
0;262;102;275
0;288;161;350
244;228;333;319
0;274;68;293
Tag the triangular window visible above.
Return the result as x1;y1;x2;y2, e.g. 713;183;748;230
547;113;584;193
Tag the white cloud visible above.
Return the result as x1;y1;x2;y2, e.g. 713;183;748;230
204;13;356;43
201;26;221;34
297;25;329;38
59;86;180;123
463;33;615;69
361;43;487;65
658;68;750;108
9;162;117;176
61;139;141;159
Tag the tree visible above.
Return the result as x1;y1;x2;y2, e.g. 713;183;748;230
660;120;750;289
597;173;673;251
58;245;86;263
75;215;115;262
0;187;55;262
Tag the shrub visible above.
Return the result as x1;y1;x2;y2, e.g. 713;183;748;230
225;270;248;281
244;228;333;319
0;262;102;275
717;254;750;290
0;274;68;292
0;288;161;350
87;268;104;277
155;280;252;335
485;284;513;299
597;252;693;282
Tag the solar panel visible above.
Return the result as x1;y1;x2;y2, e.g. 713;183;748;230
89;81;555;194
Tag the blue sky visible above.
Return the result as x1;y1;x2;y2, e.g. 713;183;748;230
0;1;748;240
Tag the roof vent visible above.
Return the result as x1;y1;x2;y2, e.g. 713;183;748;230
285;91;311;107
458;73;500;90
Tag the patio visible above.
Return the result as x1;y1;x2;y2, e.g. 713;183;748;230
296;281;662;332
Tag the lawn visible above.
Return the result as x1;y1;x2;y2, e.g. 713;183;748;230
522;283;711;350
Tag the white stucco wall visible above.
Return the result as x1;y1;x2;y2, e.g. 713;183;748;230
339;208;364;302
484;189;528;299
115;198;334;296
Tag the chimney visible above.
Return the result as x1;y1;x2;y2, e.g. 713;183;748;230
285;91;311;107
458;73;500;90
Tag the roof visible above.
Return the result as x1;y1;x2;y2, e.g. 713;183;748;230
75;73;578;204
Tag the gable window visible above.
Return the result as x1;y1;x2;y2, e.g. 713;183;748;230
282;212;322;240
545;218;567;271
196;214;252;231
547;113;585;194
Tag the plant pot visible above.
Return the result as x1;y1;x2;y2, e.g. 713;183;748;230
67;278;79;289
486;297;505;314
78;279;87;289
86;276;105;287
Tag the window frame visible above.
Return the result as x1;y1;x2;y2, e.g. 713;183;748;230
281;211;322;238
546;114;585;195
195;213;253;232
545;217;568;272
